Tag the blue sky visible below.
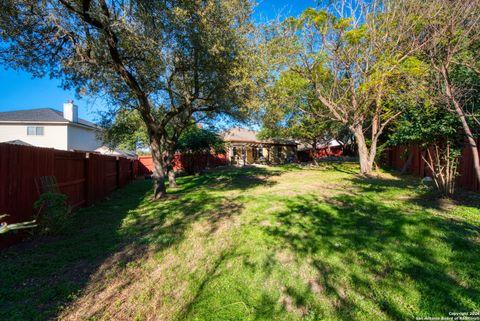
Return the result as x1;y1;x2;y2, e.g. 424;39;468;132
254;0;316;21
0;0;316;122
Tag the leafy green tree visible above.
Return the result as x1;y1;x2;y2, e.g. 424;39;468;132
259;70;351;155
389;104;464;195
176;126;225;155
100;109;149;152
0;0;255;199
175;125;225;175
265;0;428;174
408;0;480;184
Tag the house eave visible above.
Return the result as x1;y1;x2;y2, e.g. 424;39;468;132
225;139;297;146
0;120;100;130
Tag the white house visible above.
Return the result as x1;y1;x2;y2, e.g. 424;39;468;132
0;101;103;151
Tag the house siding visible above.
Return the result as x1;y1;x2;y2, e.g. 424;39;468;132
67;125;102;151
226;143;297;165
0;123;68;149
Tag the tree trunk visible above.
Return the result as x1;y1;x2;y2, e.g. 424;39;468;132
400;149;414;175
352;125;372;174
164;148;178;188
168;170;178;188
150;142;167;199
452;104;480;184
311;140;318;164
152;167;166;199
442;65;480;185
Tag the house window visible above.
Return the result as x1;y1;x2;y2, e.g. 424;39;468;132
27;126;44;136
253;147;263;160
276;146;283;159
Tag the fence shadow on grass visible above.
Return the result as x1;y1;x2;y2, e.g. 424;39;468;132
0;182;150;321
0;166;279;320
262;193;480;320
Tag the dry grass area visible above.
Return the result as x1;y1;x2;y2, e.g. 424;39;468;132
1;163;480;321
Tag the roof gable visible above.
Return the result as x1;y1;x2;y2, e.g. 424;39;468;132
221;127;296;145
222;127;258;142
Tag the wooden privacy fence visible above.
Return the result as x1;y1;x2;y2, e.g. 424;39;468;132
0;143;138;247
138;153;227;176
384;140;480;192
297;146;344;162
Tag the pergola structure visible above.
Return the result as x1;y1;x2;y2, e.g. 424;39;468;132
228;142;296;166
222;128;297;166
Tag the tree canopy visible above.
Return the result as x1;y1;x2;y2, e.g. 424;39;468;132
0;0;479;195
0;0;257;198
175;125;225;155
259;70;350;150
259;0;428;174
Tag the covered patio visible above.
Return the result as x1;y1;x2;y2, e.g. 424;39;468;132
222;128;297;166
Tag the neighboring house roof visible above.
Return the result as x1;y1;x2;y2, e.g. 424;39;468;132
95;146;137;159
3;139;33;146
298;139;342;151
221;127;296;146
0;108;98;129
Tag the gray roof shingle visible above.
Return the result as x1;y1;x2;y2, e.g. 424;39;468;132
0;108;97;128
221;127;296;145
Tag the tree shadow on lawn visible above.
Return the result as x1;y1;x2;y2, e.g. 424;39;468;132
0;167;274;321
263;194;480;320
172;166;284;195
325;162;360;175
349;173;480;213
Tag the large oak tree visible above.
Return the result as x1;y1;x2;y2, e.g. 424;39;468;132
0;0;255;198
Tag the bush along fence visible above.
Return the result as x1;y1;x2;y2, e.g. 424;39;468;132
0;143;138;248
384;140;480;192
138;153;228;176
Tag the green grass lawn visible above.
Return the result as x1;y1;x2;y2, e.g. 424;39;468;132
1;163;480;321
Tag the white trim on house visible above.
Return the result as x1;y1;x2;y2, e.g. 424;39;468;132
0;120;98;130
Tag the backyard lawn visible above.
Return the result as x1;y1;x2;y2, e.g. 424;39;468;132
1;163;480;321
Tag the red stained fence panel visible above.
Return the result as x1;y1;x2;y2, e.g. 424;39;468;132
54;150;87;208
297;146;344;162
85;153;125;204
138;156;154;175
138;153;227;176
0;143;138;248
174;153;227;174
385;140;480;192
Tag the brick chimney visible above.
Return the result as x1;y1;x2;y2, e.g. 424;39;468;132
63;99;78;122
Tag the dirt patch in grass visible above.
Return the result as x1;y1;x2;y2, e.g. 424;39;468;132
308;278;324;295
276;249;295;266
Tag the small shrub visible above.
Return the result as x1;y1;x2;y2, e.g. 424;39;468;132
33;192;71;234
